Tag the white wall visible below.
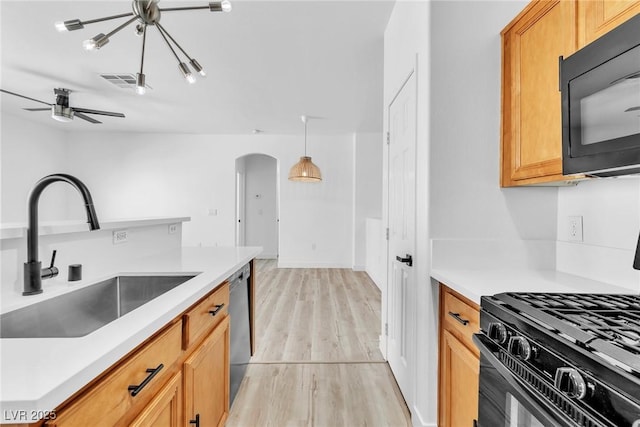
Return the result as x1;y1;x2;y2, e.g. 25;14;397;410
557;178;640;291
384;1;432;425
0;114;76;223
244;154;278;259
354;132;383;270
56;131;355;268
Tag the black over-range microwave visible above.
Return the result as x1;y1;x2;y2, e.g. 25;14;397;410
560;13;640;177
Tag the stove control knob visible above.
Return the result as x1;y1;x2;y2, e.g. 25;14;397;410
507;336;535;361
487;322;508;344
554;368;588;400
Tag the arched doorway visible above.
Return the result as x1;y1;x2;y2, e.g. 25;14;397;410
235;154;279;259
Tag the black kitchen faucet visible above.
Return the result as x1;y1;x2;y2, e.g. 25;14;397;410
23;174;100;295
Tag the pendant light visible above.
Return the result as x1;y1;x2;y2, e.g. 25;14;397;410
289;115;322;182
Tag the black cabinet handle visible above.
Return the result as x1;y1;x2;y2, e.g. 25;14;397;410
448;311;469;326
189;414;200;427
127;364;163;396
395;254;413;267
209;303;225;316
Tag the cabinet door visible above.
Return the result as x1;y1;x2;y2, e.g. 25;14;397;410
579;0;640;46
439;330;480;427
501;0;578;186
130;373;182;427
184;315;230;427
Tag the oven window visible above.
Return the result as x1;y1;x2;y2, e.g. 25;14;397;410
505;393;545;427
568;44;640;155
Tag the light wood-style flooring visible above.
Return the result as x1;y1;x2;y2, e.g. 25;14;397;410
227;260;411;427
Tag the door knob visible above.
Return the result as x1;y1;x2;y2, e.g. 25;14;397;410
396;254;413;267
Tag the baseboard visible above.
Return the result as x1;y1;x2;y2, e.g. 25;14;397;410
412;405;435;427
277;260;352;269
352;264;366;271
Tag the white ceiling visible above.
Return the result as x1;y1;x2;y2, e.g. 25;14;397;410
0;0;393;134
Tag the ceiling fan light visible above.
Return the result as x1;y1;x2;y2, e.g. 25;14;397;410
209;1;232;12
83;33;109;51
289;157;322;182
51;105;74;122
136;73;146;95
179;62;196;84
190;59;207;77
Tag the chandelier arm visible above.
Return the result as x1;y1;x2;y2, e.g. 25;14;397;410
139;24;148;74
155;25;183;63
103;16;139;39
80;12;135;26
155;22;194;61
158;6;210;12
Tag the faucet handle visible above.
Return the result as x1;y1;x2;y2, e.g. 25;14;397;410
41;250;59;279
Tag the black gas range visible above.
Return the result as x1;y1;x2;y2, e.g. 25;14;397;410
473;292;640;427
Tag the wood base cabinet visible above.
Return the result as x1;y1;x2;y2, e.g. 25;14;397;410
438;284;480;427
43;282;232;427
184;315;230;427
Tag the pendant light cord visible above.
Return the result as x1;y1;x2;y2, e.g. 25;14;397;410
304;118;308;156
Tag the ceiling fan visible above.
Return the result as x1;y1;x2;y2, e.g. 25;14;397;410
0;88;125;124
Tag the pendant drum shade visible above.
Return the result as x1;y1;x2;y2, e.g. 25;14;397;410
289;156;322;181
289;115;322;182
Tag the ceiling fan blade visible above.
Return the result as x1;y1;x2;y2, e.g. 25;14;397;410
74;112;102;124
73;107;125;118
0;89;51;106
23;108;51;112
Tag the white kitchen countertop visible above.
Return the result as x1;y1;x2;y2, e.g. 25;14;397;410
0;246;261;423
431;268;638;306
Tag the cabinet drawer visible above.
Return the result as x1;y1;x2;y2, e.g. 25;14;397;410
182;282;229;349
442;288;480;352
47;321;182;427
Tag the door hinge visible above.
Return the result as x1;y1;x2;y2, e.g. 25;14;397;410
384;323;388;336
385;228;389;240
386;132;390;145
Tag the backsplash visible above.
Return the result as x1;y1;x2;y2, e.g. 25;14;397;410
557;177;640;291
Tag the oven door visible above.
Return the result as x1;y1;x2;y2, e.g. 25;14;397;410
474;334;579;427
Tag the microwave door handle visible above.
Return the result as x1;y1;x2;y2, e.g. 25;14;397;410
473;334;573;427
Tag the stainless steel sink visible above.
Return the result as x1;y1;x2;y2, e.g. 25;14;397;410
0;275;196;338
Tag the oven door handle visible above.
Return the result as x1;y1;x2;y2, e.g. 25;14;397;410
473;333;574;427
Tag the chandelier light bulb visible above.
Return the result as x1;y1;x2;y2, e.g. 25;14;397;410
190;59;207;77
54;21;68;32
83;33;109;51
55;19;84;32
136;73;146;95
221;0;232;12
179;62;196;84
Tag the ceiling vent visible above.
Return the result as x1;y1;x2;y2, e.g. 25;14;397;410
100;74;152;91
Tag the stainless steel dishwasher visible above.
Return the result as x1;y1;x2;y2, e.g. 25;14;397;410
228;263;251;405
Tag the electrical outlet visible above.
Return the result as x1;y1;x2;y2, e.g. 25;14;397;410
168;223;178;234
568;216;583;242
113;229;129;244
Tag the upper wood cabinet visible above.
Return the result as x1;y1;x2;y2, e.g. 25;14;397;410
501;0;579;187
578;0;640;46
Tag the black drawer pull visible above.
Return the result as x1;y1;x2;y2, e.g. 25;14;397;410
128;364;164;396
209;303;225;316
448;311;469;326
189;414;200;427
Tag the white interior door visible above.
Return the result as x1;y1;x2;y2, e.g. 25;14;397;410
386;70;417;406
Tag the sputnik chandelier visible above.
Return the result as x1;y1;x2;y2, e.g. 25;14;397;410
56;0;232;94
